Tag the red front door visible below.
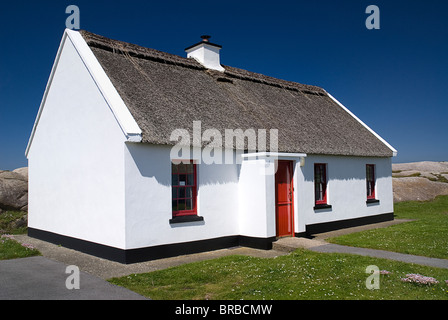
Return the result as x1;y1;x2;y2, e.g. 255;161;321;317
275;160;294;237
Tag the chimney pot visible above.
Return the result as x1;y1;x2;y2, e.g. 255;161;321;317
185;35;224;72
201;35;211;42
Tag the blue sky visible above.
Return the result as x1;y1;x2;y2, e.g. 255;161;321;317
1;0;447;170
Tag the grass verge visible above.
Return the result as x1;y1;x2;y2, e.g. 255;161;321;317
0;234;40;260
109;196;448;300
109;249;448;300
0;210;40;260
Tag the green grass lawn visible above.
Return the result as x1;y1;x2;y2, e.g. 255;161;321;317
109;196;448;300
0;211;40;260
327;195;448;259
0;234;40;260
109;249;448;300
0;210;28;235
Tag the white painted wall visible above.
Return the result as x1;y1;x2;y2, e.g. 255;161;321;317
27;35;128;248
123;148;393;248
295;155;394;234
124;144;239;249
238;158;276;239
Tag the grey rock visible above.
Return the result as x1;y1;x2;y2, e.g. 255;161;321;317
0;169;28;212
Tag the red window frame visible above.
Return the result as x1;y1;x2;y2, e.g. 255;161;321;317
314;163;328;205
172;161;197;217
366;164;376;200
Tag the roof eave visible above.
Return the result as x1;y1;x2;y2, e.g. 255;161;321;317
325;91;397;157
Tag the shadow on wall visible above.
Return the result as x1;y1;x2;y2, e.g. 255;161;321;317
302;156;391;183
125;143;241;187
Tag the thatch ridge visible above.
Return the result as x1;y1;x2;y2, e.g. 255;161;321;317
80;30;325;95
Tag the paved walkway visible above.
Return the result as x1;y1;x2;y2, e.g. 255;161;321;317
11;235;284;279
273;238;448;269
0;256;147;300
273;219;448;269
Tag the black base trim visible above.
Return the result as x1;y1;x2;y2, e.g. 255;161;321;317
28;212;393;264
28;228;275;264
305;212;394;236
239;236;276;250
294;232;307;238
28;228;128;263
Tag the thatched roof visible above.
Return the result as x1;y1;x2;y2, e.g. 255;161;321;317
80;30;394;157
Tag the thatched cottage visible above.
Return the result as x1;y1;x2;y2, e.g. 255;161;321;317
26;29;397;263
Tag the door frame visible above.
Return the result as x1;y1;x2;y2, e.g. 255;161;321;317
275;160;295;237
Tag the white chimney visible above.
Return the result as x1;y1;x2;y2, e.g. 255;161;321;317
185;35;225;72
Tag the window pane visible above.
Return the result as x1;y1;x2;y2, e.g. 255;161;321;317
178;164;186;174
186;187;192;198
315;165;325;183
185;198;192;210
178;199;185;210
315;170;321;183
172;174;179;186
315;183;322;201
314;164;327;203
172;200;178;211
171;162;197;216
179;174;187;186
187;174;194;186
179;187;186;199
172;188;178;200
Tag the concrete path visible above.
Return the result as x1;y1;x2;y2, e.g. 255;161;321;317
273;219;448;269
0;256;148;300
311;243;448;269
12;235;285;280
273;237;448;270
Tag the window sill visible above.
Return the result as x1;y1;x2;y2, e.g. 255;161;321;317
314;204;332;211
366;199;380;204
169;215;204;224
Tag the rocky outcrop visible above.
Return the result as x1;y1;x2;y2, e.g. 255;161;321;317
0;167;28;212
393;176;448;203
392;161;448;203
